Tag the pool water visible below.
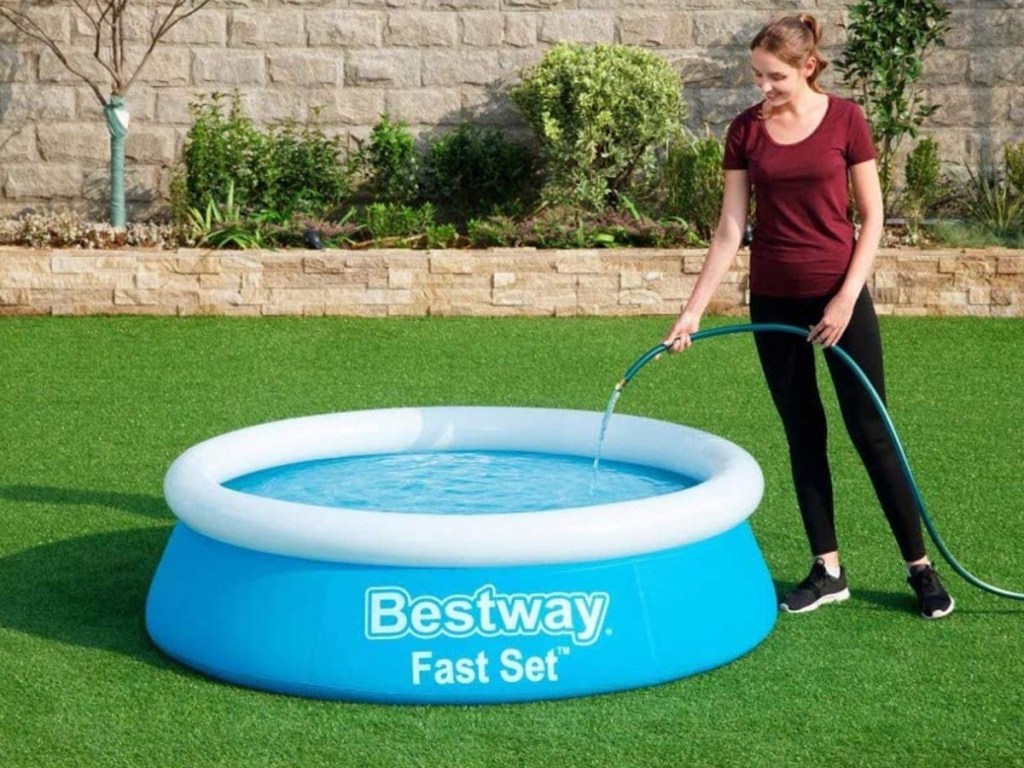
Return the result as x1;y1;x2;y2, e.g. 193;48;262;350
224;450;697;514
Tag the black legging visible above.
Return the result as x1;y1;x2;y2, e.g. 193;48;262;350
749;287;926;563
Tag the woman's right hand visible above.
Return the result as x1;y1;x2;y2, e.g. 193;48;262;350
662;311;701;353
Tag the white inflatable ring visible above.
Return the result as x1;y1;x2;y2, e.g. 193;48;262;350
164;406;764;567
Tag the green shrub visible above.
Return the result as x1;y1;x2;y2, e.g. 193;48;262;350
168;165;192;227
523;209;592;249
835;0;951;215
467;215;522;248
186;180;268;249
659;130;725;242
181;92;348;219
421;122;536;223
355;202;460;248
362;202;436;240
273;211;361;249
183;92;271;215
957;157;1024;239
905;138;941;201
1006;141;1024;196
510;42;686;211
466;209;695;249
902;137;942;232
352;115;420;204
424;223;460;249
532;210;694;248
926;219;1024;249
263;112;348;215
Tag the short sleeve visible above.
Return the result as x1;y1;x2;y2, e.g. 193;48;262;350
722;114;749;170
846;102;877;166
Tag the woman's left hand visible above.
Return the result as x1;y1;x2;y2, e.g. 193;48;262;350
808;292;856;348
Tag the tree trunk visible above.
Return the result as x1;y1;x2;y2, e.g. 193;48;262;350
103;95;130;228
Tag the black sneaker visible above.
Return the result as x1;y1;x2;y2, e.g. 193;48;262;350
907;564;955;619
780;557;851;613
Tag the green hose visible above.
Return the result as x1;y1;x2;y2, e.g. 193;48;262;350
618;321;1023;601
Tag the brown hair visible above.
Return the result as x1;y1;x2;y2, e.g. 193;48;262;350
750;14;830;101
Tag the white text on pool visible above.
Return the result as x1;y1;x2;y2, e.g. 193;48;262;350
365;585;611;646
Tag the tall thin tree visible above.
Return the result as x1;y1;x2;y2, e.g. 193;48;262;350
0;1;213;226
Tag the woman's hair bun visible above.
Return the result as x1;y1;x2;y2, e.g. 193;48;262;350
797;13;823;44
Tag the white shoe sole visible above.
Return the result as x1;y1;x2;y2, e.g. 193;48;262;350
779;587;851;614
921;596;955;620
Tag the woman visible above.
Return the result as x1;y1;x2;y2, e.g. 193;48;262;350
663;14;954;619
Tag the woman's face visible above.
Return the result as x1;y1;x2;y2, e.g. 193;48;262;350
750;48;814;107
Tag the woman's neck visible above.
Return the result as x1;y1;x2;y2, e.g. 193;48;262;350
774;88;827;118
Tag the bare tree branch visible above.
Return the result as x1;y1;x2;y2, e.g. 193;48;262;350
70;0;98;30
1;0;214;100
126;0;214;92
112;0;122;88
0;7;107;104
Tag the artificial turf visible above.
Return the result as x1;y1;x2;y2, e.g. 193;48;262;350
0;315;1021;767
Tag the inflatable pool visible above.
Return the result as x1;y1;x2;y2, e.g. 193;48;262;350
146;407;776;703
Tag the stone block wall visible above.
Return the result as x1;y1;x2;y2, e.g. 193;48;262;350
0;0;1022;217
1;246;1020;317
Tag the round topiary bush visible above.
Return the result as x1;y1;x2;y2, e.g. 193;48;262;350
510;42;686;211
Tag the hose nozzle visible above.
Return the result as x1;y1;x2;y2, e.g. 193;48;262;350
619;343;670;391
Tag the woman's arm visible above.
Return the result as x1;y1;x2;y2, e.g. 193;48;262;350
663;169;750;351
807;158;884;347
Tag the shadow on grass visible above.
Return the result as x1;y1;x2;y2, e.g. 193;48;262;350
0;524;181;668
0;484;183;669
772;578;1019;616
0;484;172;520
772;578;911;614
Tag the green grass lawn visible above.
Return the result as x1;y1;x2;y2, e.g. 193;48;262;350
1;315;1021;767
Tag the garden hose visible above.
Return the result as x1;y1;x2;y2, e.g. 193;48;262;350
616;322;1024;601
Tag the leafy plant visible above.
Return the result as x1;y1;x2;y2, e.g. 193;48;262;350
263;111;348;215
467;216;522;248
361;202;436;241
957;158;1024;240
168;165;192;228
184;92;272;216
182;93;349;222
351;115;420;205
510;42;686;211
835;0;951;215
1006;141;1024;196
274;209;361;249
0;211;176;248
902;137;942;233
471;207;696;249
187;181;266;249
926;219;1024;249
424;223;460;249
421;122;536;224
658;130;725;242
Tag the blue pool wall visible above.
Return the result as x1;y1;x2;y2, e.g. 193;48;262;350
146;520;778;704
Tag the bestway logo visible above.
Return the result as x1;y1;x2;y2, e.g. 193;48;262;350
364;585;611;646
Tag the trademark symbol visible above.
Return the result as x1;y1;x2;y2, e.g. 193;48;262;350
605;628;613;636
558;646;571;656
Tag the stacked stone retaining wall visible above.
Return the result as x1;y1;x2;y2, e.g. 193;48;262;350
1;247;1020;317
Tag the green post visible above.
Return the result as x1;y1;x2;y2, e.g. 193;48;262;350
103;94;130;228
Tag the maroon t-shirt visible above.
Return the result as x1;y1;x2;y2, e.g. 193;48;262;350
723;95;877;298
